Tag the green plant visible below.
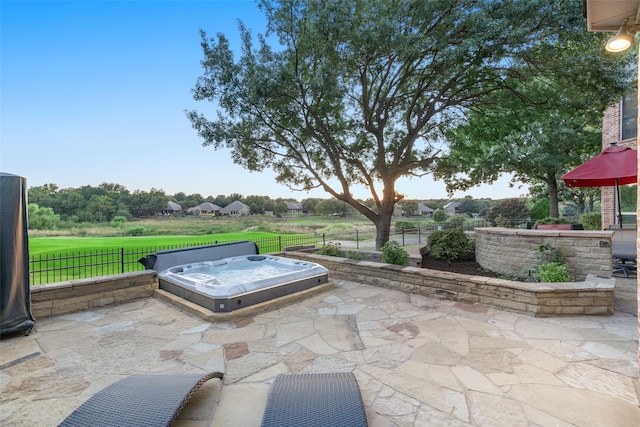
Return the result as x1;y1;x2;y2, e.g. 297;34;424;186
432;209;447;222
486;198;530;226
346;250;363;260
538;243;563;263
426;228;472;261
381;241;410;266
395;220;417;230
579;212;601;230
530;198;551;220
110;215;128;227
448;214;467;227
534;216;571;226
538;262;571;282
127;226;146;236
317;242;342;257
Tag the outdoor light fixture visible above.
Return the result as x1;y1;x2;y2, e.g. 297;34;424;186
606;25;636;52
605;16;640;53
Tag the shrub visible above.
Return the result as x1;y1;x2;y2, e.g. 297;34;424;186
534;216;571;226
538;243;563;264
426;228;472;261
395;220;417;230
486;198;530;226
530;198;550;220
538;262;571;282
127;226;146;236
110;215;128;227
381;241;410;265
317;242;341;257
448;214;467;227
346;250;363;260
28;203;60;230
432;209;447;222
580;212;601;230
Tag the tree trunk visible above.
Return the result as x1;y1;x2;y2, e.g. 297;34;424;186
547;178;560;217
576;193;585;218
374;195;396;250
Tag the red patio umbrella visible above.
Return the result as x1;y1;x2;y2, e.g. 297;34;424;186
561;143;637;227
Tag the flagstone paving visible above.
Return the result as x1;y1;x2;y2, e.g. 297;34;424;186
1;278;638;426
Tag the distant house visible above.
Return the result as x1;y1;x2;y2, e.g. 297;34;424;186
221;200;251;216
187;202;223;216
285;201;303;214
416;203;434;217
159;201;182;215
443;202;460;216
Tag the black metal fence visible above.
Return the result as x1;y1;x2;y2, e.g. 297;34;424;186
28;220;503;285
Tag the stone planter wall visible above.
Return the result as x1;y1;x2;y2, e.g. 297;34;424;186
30;270;157;320
474;227;614;281
281;252;615;317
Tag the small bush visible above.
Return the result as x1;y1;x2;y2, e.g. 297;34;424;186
538;262;571;282
317;242;341;257
381;241;410;266
127;226;146;236
580;212;601;230
426;228;472;261
395;220;417;230
538;243;563;264
432;209;447;222
110;215;128;227
346;250;363;260
530;198;550;220
448;214;467;227
534;216;571;226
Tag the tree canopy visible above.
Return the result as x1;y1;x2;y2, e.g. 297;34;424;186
434;11;634;217
187;0;626;248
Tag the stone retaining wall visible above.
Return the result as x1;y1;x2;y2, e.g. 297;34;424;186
30;271;157;320
281;252;615;317
474;227;614;281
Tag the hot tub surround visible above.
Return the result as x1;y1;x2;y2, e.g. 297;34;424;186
158;254;328;313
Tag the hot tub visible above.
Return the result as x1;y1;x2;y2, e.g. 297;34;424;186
158;254;329;312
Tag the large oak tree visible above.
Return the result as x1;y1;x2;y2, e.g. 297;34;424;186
187;0;625;248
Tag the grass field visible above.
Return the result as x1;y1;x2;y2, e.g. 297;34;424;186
24;216;420;285
27;232;300;256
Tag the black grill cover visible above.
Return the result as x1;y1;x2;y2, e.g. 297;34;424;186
1;172;35;335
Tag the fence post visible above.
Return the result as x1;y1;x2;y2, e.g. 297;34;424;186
356;229;359;249
121;247;125;273
322;233;326;246
418;227;421;244
401;228;405;246
278;236;282;252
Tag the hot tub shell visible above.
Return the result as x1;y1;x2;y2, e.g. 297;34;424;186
141;242;328;312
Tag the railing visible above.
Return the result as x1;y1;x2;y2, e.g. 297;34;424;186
28;220;502;285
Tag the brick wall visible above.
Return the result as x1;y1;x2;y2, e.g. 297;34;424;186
601;102;637;228
474;228;613;280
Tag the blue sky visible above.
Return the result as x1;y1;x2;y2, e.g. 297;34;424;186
1;0;527;201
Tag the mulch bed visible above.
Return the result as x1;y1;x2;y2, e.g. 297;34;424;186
420;254;501;278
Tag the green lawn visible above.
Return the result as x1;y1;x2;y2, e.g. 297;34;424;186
28;232;305;257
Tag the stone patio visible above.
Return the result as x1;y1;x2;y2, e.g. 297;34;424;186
1;277;638;426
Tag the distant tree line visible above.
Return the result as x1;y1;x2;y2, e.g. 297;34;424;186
27;182;505;224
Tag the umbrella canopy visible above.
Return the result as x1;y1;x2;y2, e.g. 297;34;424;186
561;143;637;227
561;144;637;187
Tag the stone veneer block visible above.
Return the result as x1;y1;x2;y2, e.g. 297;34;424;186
280;252;615;318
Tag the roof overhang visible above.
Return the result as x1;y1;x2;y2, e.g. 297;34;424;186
584;0;640;31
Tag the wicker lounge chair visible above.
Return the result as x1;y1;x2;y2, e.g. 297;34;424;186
59;371;223;427
260;372;368;427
